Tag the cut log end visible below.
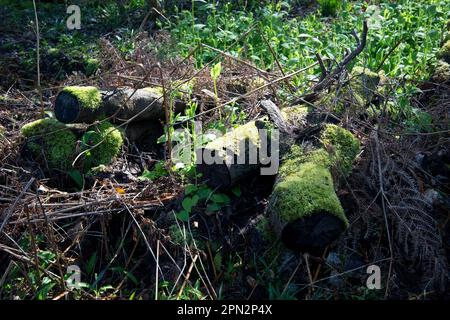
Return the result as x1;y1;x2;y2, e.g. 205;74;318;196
55;90;82;124
281;211;346;255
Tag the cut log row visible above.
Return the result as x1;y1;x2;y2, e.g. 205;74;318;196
55;86;185;124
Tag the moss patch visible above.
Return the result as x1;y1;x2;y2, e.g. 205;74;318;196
281;105;309;128
81;121;123;170
143;86;164;96
21;118;77;170
438;40;450;63
85;58;100;76
279;125;360;178
320;124;360;177
61;86;101;110
322;66;380;114
272;162;347;226
432;60;450;83
205;119;264;158
271;125;359;228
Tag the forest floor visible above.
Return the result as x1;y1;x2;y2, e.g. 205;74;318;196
0;0;449;300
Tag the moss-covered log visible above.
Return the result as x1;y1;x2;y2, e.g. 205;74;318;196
21;118;77;170
269;124;360;253
196;101;309;189
196;118;275;189
55;86;185;124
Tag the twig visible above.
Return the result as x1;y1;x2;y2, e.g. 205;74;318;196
373;129;393;297
260;32;295;93
291;20;369;105
155;240;160;300
304;253;314;296
32;0;43;115
177;254;199;300
0;178;35;235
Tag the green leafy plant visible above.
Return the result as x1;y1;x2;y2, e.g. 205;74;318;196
175;184;232;221
139;161;168;181
318;0;342;17
210;61;222;99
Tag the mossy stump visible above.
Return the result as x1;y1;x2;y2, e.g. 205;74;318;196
21;118;124;173
55;86;102;124
80;121;124;171
21;118;77;171
269;124;360;254
196;118;275;189
438;40;450;64
55;86;185;124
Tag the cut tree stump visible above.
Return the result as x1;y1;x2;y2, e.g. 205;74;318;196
268;124;360;254
196;118;274;189
196;100;309;189
55;86;185;124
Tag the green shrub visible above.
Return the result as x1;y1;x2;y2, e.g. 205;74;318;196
318;0;342;17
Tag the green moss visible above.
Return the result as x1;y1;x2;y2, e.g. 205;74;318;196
281;105;309;127
305;148;333;168
278;144;304;177
271;125;358;228
279;125;359;178
85;58;100;76
438;40;450;63
81;121;123;170
143;86;164;96
432;60;450;83
206;119;263;157
62;86;101;110
348;66;380;106
21;118;77;170
272;162;347;226
320;124;360;177
322;66;380;114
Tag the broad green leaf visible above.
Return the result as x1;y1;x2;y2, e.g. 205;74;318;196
231;186;242;197
211;193;230;204
207;203;221;212
176;210;189;222
68;170;84;189
185;184;198;195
